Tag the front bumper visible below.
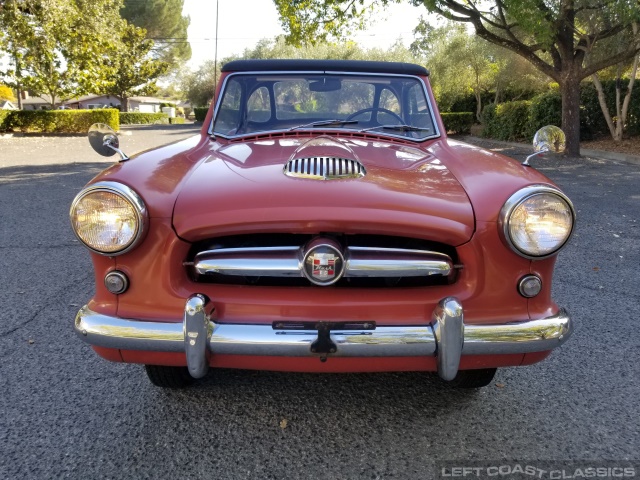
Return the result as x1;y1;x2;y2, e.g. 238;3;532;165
74;295;572;381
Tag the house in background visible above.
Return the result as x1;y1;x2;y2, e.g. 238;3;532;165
17;92;176;112
0;100;18;110
21;93;54;110
128;96;175;113
63;95;175;112
64;94;121;110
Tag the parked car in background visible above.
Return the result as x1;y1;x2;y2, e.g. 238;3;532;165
71;59;574;389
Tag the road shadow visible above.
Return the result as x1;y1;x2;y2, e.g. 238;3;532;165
0;162;107;186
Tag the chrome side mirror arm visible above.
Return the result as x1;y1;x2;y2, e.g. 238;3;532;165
522;149;548;167
103;134;129;161
523;126;566;166
88;123;130;162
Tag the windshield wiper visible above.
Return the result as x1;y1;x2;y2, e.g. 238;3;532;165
359;124;430;133
289;119;359;131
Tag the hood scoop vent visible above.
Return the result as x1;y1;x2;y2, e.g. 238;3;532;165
284;157;366;180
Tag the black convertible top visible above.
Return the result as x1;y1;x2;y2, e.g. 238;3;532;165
221;59;429;76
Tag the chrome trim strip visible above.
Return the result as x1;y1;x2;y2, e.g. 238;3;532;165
193;246;453;279
346;247;453;277
210;70;441;142
194;246;302;277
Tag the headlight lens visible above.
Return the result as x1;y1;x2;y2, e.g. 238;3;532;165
70;182;147;255
501;187;574;258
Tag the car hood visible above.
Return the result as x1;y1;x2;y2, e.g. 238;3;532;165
172;136;475;245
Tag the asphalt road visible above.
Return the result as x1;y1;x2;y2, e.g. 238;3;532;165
0;126;638;479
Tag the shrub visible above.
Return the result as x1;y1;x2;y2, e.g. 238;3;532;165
0;110;10;131
480;103;498;138
193;107;209;122
528;91;561;137
169;117;185;124
119;112;169;125
481;101;531;141
0;109;119;133
441;112;474;134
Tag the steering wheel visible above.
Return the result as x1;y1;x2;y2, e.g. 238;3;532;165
345;107;404;124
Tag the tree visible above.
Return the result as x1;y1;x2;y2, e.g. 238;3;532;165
411;20;548;118
0;0;125;107
589;23;639;141
274;0;640;157
181;59;219;107
121;0;191;71
0;84;16;101
103;23;169;111
180;37;424;107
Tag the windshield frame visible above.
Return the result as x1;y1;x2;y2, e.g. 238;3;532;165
208;70;441;143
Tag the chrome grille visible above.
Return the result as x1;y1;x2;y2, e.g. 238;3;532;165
284;157;366;180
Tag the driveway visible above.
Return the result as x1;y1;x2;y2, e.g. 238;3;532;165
0;127;638;479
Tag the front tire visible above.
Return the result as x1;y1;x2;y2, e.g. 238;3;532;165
144;365;195;388
446;368;497;389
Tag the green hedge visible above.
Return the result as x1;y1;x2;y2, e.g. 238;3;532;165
119;112;169;125
193;107;208;122
528;91;562;137
0;110;10;131
0;109;119;133
481;79;640;141
481;101;532;141
169;117;185;124
441;112;474;134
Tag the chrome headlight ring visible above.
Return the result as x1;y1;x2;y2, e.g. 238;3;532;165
499;185;575;260
70;181;148;256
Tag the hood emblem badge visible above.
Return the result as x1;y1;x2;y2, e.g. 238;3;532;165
301;238;345;286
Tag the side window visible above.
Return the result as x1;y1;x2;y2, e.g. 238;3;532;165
407;83;428;114
215;79;242;134
247;86;271;123
379;89;400;114
378;88;402;124
406;82;434;132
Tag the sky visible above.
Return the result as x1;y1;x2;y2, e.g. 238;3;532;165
182;0;426;68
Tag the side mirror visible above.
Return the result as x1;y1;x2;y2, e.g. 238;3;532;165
523;126;565;166
88;123;129;161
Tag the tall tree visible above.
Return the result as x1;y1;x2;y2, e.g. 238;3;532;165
589;23;639;141
0;0;125;107
121;0;191;71
181;37;424;107
274;0;640;157
103;23;169;111
411;20;548;117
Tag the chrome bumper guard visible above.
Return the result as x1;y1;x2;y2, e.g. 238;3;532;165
74;296;572;381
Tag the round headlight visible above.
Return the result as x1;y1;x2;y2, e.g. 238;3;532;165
70;182;147;255
501;186;575;259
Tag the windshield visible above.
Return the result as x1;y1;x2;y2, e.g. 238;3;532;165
212;73;438;141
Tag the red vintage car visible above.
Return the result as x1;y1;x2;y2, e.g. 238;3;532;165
71;59;574;389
